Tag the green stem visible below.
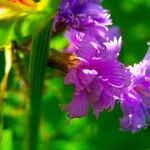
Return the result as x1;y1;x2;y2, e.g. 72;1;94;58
28;21;52;150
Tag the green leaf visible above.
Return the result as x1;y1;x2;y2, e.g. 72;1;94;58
0;129;13;150
28;21;52;150
0;50;5;81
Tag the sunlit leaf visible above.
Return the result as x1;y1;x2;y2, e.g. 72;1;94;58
0;129;13;150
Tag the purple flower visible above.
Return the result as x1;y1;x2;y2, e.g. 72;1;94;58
54;0;112;40
65;27;121;59
120;92;149;132
120;44;150;132
55;0;131;120
63;35;130;118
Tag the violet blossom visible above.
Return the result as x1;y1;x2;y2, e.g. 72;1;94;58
54;0;112;42
53;0;150;133
63;30;130;118
120;45;150;132
55;0;131;120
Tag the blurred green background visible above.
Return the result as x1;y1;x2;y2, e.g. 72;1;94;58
0;0;150;150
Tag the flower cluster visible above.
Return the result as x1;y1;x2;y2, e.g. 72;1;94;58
63;29;130;118
54;0;112;42
120;45;150;132
54;0;130;117
54;0;150;132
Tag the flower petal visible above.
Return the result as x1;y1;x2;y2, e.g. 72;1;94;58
64;69;78;84
79;68;98;87
92;90;115;118
143;43;150;60
105;27;120;40
91;59;131;96
103;36;122;59
120;92;149;132
63;90;89;118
